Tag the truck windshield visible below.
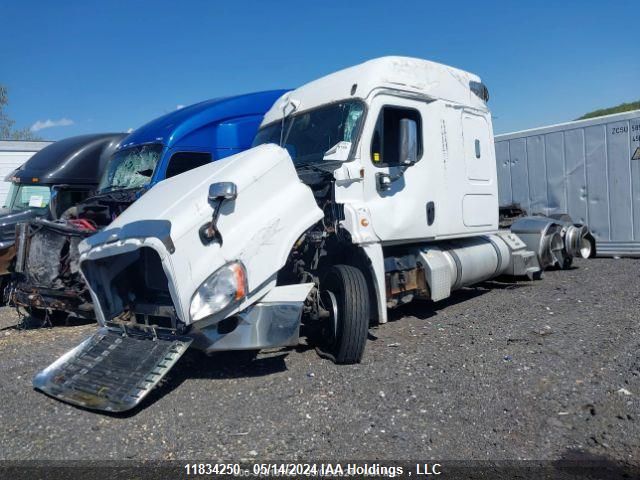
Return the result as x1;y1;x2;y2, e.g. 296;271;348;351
99;144;163;192
4;184;51;214
252;100;365;165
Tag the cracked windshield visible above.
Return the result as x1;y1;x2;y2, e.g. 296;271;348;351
252;100;364;165
99;144;163;191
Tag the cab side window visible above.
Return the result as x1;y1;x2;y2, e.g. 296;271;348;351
371;106;423;167
165;152;212;178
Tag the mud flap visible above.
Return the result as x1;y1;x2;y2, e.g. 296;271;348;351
33;327;192;412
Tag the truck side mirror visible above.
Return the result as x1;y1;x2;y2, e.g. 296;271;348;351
202;182;237;245
208;182;237;204
399;118;418;166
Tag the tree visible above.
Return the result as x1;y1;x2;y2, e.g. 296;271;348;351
0;85;42;141
577;101;640;120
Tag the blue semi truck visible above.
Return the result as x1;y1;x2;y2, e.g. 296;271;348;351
11;90;288;322
102;90;289;195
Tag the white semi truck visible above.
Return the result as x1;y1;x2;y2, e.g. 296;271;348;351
33;57;593;412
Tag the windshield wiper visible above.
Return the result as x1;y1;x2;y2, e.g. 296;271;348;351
97;185;145;196
296;161;341;175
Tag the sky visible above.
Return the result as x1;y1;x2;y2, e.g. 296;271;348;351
0;0;637;140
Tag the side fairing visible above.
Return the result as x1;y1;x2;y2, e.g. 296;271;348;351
79;145;323;325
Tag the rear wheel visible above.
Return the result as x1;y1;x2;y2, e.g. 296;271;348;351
585;233;597;258
316;264;370;364
549;214;577;268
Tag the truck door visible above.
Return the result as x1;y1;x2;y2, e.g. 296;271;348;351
459;110;498;229
361;95;437;243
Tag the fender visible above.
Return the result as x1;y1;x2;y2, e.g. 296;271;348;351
361;242;388;324
338;203;387;324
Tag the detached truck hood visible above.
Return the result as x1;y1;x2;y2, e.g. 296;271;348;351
78;144;323;326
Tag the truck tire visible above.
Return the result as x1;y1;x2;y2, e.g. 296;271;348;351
25;307;68;327
585;232;597;258
317;264;370;364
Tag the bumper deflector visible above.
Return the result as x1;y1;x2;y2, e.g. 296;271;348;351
82;219;175;253
33;327;191;412
190;301;304;353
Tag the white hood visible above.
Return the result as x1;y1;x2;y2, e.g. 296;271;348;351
79;144;323;325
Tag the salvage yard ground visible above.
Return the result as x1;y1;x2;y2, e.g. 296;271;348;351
0;259;638;467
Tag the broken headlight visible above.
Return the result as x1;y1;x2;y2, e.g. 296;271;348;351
189;261;247;322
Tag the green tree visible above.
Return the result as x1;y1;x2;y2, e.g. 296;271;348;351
577;101;640;120
0;85;42;141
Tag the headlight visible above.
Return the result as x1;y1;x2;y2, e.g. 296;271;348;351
189;261;247;322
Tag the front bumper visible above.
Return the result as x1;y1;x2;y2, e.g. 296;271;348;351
189;301;304;353
12;285;94;318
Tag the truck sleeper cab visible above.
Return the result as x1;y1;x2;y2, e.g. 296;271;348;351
33;58;592;412
12;90;287;321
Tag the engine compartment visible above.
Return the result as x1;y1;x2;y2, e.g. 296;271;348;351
80;246;182;332
10;189;143;317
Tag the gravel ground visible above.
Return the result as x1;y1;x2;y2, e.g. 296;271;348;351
0;258;638;467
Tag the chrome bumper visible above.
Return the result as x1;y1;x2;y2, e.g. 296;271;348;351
189;301;303;353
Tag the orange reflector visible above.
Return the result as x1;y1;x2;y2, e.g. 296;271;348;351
360;218;369;227
32;177;39;183
231;263;247;300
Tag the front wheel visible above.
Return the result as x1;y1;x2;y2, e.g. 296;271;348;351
316;264;370;364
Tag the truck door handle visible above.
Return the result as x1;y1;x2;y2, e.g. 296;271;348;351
426;201;435;225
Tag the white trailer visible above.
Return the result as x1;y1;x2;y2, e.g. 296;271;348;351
31;57;593;412
0;140;52;207
495;110;640;257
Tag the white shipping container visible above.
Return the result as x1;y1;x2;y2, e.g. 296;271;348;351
495;110;640;257
0;140;52;207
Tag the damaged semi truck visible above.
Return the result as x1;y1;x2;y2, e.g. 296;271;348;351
12;90;287;321
1;134;124;305
33;57;593;412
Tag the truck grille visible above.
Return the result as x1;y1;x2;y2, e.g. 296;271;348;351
82;246;175;324
33;327;192;412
